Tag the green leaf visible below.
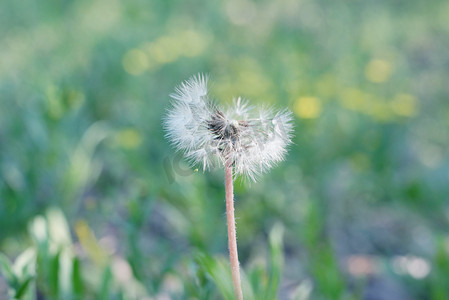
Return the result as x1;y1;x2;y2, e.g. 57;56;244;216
12;248;36;279
49;251;60;298
431;237;449;300
302;201;345;299
195;253;235;300
195;253;254;300
248;265;266;298
72;257;84;299
265;223;284;300
14;275;34;299
99;266;113;300
0;252;15;284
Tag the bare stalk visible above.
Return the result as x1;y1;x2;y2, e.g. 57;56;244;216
225;164;243;300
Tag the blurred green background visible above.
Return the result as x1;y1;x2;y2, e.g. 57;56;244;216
1;0;449;299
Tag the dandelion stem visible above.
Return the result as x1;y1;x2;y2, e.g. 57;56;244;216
225;163;243;300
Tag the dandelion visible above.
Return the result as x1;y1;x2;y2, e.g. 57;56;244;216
164;74;293;299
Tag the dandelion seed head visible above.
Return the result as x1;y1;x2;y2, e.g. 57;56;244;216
164;74;294;181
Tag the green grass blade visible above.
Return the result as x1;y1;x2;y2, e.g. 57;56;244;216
14;275;34;299
195;253;235;300
72;257;84;299
0;252;15;284
265;223;284;300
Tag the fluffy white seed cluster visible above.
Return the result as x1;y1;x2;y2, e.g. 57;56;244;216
164;74;294;181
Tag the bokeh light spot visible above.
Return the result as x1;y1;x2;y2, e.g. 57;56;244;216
122;49;149;76
315;74;337;98
408;257;431;279
365;98;394;121
226;0;257;26
294;97;322;119
339;88;365;111
180;30;208;57
365;59;392;83
147;37;179;64
391;93;418;117
115;129;142;149
346;255;377;277
392;255;431;279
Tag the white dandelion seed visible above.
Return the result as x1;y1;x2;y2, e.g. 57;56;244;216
163;74;294;181
163;74;294;300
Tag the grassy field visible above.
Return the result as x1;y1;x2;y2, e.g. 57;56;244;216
1;0;449;299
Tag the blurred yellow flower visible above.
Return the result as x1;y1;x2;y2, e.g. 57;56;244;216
115;129;142;149
122;49;150;76
391;93;418;117
365;98;394;121
212;56;272;102
147;37;180;64
123;30;209;75
339;88;365;111
315;73;337;98
294;97;322;119
365;59;392;83
179;30;208;57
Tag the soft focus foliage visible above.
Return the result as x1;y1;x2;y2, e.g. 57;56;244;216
1;0;449;299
